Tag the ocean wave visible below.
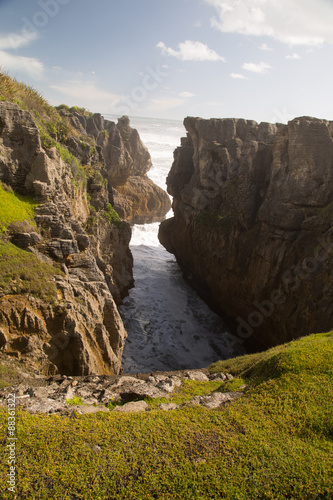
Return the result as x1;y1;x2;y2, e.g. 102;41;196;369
118;116;243;373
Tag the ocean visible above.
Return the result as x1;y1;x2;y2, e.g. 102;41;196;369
106;115;244;373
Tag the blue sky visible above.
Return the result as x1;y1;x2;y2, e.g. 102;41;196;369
0;0;333;122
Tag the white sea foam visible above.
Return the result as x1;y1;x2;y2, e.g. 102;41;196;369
106;115;244;373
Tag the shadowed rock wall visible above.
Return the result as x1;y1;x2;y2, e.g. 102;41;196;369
159;116;333;349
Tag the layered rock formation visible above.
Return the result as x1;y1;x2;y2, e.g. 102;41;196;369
63;112;171;223
159;116;333;349
0;102;169;376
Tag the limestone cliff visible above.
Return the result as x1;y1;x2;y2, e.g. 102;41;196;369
159;116;333;349
61;111;171;223
0;101;164;376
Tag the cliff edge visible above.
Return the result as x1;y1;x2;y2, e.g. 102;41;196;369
0;79;169;377
159;116;333;349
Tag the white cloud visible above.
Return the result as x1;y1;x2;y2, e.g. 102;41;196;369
242;61;272;74
157;40;225;62
146;97;185;112
0;32;38;50
286;53;301;59
0;51;43;79
49;80;121;110
260;43;273;51
178;91;196;98
205;0;333;46
0;31;42;79
230;73;248;79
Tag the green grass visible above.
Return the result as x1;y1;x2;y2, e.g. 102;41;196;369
56;104;93;117
0;183;37;233
0;70;55;118
37;126;87;188
0;239;62;302
102;203;123;229
0;181;62;303
0;332;332;499
66;397;84;406
0;70;89;189
145;380;227;410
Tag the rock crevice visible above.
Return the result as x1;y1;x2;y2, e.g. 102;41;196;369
0;102;169;375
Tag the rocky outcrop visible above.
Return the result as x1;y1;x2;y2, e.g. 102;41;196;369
0;102;141;375
159;116;333;349
63;112;171;223
0;368;238;414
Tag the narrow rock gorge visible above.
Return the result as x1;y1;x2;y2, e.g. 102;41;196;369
0;101;170;376
159;116;333;349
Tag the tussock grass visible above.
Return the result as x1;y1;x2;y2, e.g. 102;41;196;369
0;69;87;188
0;69;58;121
0;332;332;499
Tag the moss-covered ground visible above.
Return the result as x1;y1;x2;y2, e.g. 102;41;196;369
0;182;62;302
0;238;62;303
0;183;37;234
0;332;332;499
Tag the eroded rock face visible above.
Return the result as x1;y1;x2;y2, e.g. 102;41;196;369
159;116;333;349
113;176;172;224
0;103;41;192
65;112;171;223
0;102;136;375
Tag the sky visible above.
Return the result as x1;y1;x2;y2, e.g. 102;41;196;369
0;0;333;123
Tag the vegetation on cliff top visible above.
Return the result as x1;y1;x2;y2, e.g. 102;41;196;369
0;69;89;188
0;73;123;306
0;70;56;118
0;332;332;499
55;103;93;117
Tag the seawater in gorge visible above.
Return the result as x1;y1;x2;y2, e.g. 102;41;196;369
107;115;244;373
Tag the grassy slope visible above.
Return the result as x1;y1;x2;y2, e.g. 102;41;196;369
0;71;79;307
0;332;332;500
0;70;332;499
0;183;62;303
0;239;61;303
0;71;88;308
0;184;37;233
